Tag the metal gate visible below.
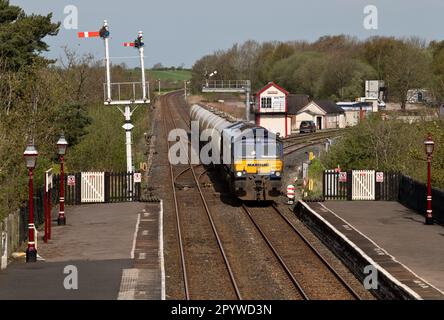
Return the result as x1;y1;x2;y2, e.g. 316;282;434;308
351;170;375;200
81;172;105;203
323;170;398;201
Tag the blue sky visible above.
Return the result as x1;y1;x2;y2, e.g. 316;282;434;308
11;0;444;68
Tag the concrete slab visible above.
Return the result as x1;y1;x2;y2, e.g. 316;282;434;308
0;202;163;300
39;202;142;262
0;259;132;300
296;201;444;299
323;201;444;293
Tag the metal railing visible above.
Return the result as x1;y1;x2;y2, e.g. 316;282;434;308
103;82;150;103
202;80;251;90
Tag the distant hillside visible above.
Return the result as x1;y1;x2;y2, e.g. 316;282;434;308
148;69;191;81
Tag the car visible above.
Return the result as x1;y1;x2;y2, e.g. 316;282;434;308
299;121;316;133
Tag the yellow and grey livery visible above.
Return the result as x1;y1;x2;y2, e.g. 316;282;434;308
190;104;283;201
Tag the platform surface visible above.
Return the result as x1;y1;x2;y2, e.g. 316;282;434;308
0;202;163;300
309;201;444;298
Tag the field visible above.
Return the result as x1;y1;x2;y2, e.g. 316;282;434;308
147;69;192;81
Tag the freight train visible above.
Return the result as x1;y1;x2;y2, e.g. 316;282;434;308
190;104;283;201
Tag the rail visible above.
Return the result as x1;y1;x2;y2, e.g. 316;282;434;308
161;92;242;300
272;204;362;299
241;204;309;299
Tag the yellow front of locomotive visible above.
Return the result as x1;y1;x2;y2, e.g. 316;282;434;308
231;137;283;201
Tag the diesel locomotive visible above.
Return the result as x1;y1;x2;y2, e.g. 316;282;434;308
190;104;283;201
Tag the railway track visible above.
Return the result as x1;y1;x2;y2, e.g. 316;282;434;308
283;131;344;156
283;129;345;143
160;92;242;300
240;203;362;300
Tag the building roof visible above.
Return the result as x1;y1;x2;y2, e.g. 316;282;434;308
297;110;318;116
314;100;345;114
256;82;289;96
287;94;311;114
337;101;372;110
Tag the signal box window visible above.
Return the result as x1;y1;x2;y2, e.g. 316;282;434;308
261;97;272;108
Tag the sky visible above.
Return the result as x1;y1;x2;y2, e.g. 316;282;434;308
11;0;444;68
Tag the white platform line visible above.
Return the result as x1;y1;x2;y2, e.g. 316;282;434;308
131;213;141;259
159;199;166;300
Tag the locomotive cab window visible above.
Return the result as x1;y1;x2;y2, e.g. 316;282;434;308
234;142;256;159
260;141;282;158
233;140;282;159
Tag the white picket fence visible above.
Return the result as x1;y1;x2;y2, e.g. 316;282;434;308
352;170;375;200
81;172;105;203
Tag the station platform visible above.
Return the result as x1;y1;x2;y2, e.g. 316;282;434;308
0;202;163;300
296;201;444;300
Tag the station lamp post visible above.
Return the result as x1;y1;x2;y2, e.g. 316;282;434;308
57;134;68;226
23;142;38;262
424;133;435;225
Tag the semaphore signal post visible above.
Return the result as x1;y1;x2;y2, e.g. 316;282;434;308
78;20;150;175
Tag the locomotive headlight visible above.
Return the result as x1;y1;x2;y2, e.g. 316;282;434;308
236;171;243;177
275;171;281;177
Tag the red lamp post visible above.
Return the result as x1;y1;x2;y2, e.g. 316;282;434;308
57;134;68;226
23;143;38;263
424;133;435;225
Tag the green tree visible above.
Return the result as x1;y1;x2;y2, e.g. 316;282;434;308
269;51;326;97
363;36;402;80
0;0;60;70
429;40;444;103
318;54;376;100
323;116;444;189
383;40;431;110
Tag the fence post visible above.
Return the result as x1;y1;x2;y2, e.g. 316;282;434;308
75;172;81;205
347;171;353;201
322;171;326;200
44;188;48;243
48;188;52;240
375;172;381;201
136;178;141;201
104;172;110;203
